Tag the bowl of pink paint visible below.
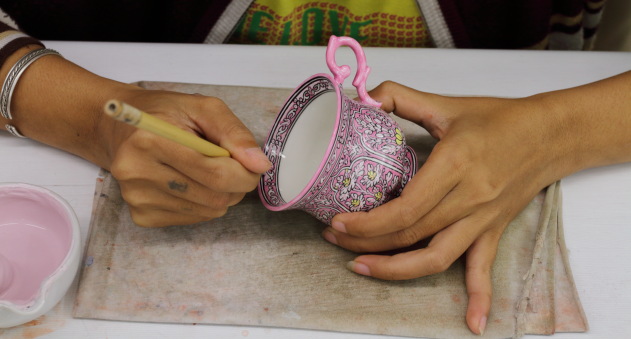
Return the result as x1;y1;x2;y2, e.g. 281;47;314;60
0;183;81;328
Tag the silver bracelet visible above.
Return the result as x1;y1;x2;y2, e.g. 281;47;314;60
1;48;62;137
5;123;25;138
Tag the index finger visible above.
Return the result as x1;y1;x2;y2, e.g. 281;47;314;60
190;96;271;174
369;81;449;130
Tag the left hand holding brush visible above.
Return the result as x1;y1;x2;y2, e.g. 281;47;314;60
103;90;272;227
0;47;271;228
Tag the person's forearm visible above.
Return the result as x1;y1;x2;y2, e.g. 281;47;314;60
528;70;631;178
0;45;141;168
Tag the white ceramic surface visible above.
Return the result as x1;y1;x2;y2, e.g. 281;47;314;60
277;91;338;201
0;183;81;328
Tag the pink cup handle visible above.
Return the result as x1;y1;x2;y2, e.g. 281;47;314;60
326;36;381;108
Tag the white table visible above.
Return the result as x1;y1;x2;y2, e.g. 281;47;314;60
1;41;630;338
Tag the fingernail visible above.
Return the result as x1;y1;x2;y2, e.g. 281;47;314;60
331;220;346;233
246;147;272;170
478;316;487;336
346;261;371;276
322;230;338;245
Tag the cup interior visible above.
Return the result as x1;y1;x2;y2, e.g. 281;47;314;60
0;185;73;306
278;90;338;202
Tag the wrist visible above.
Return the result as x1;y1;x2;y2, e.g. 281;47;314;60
524;82;630;181
509;93;589;188
5;46;143;168
0;44;42;133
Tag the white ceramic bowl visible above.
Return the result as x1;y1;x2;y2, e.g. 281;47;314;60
0;183;81;328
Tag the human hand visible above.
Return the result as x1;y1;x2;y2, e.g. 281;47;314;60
321;81;573;334
104;89;271;227
0;49;269;228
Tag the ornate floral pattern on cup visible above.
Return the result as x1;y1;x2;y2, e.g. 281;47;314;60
259;77;417;224
258;36;418;225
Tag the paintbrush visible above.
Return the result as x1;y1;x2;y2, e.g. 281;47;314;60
104;99;230;157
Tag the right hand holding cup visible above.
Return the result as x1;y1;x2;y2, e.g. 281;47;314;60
323;80;575;334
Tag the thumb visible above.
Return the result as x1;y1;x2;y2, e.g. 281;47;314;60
229;145;272;174
368;81;452;139
193;97;272;174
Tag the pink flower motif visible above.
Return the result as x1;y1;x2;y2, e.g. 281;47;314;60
365;189;384;206
334;168;359;201
348;193;366;211
361;162;381;187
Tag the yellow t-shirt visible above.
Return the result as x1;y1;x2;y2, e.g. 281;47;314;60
228;0;433;47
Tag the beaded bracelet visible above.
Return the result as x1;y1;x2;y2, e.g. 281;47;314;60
1;48;61;137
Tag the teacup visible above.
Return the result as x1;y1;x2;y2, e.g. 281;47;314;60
258;36;418;225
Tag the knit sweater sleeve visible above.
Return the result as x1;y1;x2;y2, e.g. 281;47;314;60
0;22;44;69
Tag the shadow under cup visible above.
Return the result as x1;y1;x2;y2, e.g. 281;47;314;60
259;74;418;225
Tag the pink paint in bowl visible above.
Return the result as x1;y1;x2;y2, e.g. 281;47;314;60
0;183;81;328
